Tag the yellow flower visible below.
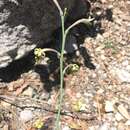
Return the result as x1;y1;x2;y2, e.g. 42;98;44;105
34;119;44;129
34;48;45;63
34;48;43;57
72;99;86;112
71;64;79;72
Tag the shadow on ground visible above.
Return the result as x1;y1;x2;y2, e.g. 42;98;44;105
0;20;102;92
0;0;114;92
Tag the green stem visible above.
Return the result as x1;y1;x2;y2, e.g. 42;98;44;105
55;14;67;130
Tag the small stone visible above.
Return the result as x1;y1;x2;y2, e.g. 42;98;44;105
96;34;104;41
98;123;109;130
97;89;104;94
108;5;113;9
115;68;130;83
62;126;71;130
126;65;130;71
22;87;34;97
47;98;52;105
20;110;33;122
125;120;130;126
76;93;81;98
100;55;106;60
115;112;124;121
105;101;114;112
40;92;50;100
122;60;129;66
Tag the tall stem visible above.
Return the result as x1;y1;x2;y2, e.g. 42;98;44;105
55;14;67;130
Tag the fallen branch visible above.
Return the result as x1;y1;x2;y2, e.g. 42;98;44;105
0;95;97;121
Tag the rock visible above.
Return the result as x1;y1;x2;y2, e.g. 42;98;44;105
0;0;90;68
20;109;33;122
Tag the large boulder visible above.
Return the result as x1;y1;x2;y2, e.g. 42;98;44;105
0;0;90;68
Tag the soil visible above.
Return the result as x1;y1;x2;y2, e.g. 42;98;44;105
0;0;130;130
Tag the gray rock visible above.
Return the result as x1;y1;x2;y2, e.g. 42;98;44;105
0;0;90;68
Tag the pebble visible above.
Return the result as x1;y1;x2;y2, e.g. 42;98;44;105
62;126;71;130
98;123;110;130
125;120;130;126
40;92;50;100
100;55;106;60
76;92;81;98
115;112;124;121
20;110;33;122
96;34;104;41
97;88;104;94
122;60;129;66
126;65;130;71
105;101;114;112
114;68;130;83
22;87;35;97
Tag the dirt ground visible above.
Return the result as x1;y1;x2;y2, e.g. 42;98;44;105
0;0;130;130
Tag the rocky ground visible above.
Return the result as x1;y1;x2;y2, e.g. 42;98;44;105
0;0;130;130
